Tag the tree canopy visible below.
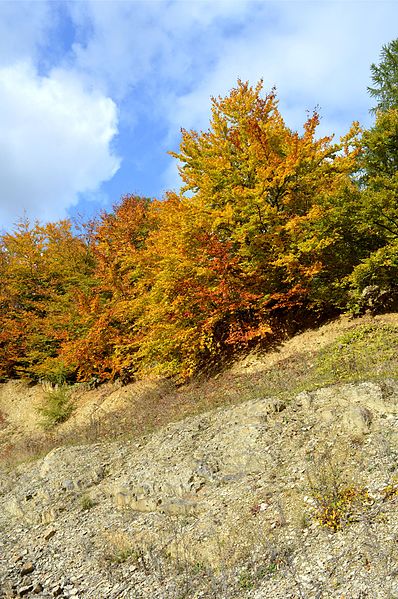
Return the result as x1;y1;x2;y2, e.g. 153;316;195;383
2;40;398;384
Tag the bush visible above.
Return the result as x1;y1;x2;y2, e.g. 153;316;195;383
307;460;371;531
37;385;75;429
347;241;398;314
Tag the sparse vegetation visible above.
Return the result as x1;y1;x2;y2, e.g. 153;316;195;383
102;531;141;565
307;459;371;531
80;494;95;511
1;315;398;470
382;478;398;501
37;385;75;429
239;321;398;404
314;323;398;385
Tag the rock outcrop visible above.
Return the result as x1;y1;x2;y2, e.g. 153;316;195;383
1;380;398;597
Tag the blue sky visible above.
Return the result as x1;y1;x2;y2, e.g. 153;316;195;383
0;0;397;231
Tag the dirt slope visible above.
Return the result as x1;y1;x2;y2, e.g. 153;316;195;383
2;311;398;453
1;313;398;598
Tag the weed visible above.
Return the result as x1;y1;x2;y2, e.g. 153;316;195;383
314;324;398;386
102;531;143;565
37;385;75;429
298;511;311;530
110;546;138;564
238;569;254;589
307;459;371;531
382;479;398;501
350;433;366;448
314;485;370;531
80;495;95;511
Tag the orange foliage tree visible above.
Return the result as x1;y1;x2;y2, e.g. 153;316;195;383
132;192;262;379
0;219;95;381
60;195;157;382
132;80;363;378
0;81;371;384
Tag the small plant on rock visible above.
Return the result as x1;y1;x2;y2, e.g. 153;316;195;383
308;459;371;531
382;478;398;501
80;495;95;511
238;568;255;590
103;531;147;567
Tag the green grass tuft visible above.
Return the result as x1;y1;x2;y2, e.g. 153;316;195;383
314;323;398;386
37;385;75;429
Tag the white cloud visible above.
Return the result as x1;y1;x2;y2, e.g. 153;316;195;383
0;2;52;67
1;0;398;224
66;0;254;99
0;62;120;228
162;1;398;140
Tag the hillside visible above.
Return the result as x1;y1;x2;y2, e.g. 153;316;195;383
1;313;398;598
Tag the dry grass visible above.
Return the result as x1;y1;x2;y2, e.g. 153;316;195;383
1;313;398;470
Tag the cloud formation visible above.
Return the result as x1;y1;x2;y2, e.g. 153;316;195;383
1;0;398;226
166;1;398;136
0;62;119;228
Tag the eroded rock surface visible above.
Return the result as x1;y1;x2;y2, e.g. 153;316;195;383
1;381;398;597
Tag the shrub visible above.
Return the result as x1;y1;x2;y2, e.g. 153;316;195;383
37;385;75;429
307;460;371;531
347;241;398;314
80;495;95;511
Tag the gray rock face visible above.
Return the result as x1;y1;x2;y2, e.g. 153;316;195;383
343;404;373;433
1;380;398;598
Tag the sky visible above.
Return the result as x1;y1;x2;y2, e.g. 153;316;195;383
0;0;397;231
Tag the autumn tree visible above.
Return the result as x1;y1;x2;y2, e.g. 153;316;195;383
61;195;157;382
347;108;398;310
132;81;363;378
175;81;363;301
5;76;397;383
130;191;262;379
0;219;95;381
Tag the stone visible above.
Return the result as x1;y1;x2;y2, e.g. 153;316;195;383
44;527;57;541
62;479;75;491
113;489;131;508
161;498;197;516
41;508;57;524
33;583;43;594
18;586;34;597
130;497;159;513
6;499;25;521
20;562;35;576
343;405;373;433
92;465;107;483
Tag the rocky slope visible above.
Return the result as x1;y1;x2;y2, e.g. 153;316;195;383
2;314;398;598
2;375;398;598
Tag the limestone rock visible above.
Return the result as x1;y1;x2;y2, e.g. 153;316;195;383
2;378;398;598
33;583;43;594
43;527;56;541
343;405;373;433
20;562;34;576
